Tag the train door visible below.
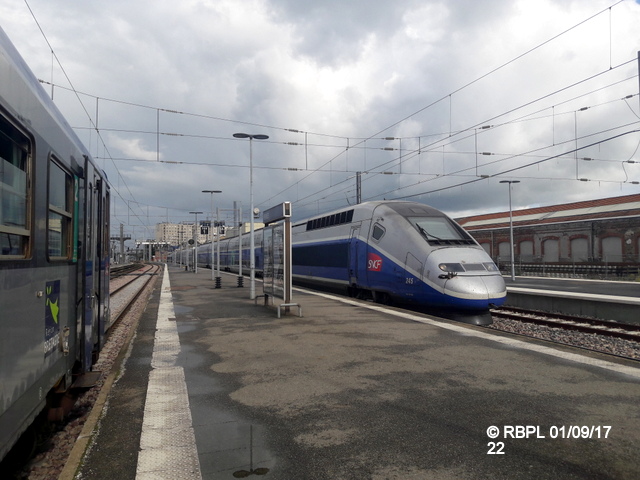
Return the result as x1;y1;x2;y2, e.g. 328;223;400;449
96;180;109;348
80;158;103;371
81;176;94;372
348;225;360;286
405;252;423;283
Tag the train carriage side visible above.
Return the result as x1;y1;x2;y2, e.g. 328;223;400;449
0;27;110;460
291;204;375;293
290;201;505;311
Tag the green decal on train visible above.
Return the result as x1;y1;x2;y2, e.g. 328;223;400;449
44;280;60;356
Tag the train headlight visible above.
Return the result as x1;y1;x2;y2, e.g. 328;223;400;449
483;262;499;272
438;263;465;272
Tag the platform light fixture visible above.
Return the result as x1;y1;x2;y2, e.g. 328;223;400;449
189;211;203;274
202;190;222;286
499;180;520;282
233;133;269;300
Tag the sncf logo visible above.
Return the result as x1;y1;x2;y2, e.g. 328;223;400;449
367;253;383;271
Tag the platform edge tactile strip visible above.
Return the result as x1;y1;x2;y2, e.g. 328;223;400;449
137;444;201;478
136;267;202;480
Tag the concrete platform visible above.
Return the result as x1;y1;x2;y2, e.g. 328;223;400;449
75;265;640;479
504;276;640;324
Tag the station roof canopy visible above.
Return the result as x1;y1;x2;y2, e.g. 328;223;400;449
456;193;640;231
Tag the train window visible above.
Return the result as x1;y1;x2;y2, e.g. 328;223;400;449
409;216;474;245
305;209;354;231
48;159;73;259
0;114;32;258
371;223;385;242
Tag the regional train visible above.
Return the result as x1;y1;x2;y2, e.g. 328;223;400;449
0;27;110;461
171;201;507;314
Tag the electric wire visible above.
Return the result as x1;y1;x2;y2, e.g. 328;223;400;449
20;0;638;229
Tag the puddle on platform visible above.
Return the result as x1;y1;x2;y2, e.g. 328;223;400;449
195;422;275;479
174;304;193;314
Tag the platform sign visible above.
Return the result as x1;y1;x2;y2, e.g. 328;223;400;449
263;201;291;226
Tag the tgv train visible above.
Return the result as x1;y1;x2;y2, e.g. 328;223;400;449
172;201;507;314
0;27;110;461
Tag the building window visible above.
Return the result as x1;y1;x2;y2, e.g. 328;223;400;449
48;159;74;259
0;114;31;258
542;238;559;263
601;236;622;263
519;240;534;262
570;237;589;262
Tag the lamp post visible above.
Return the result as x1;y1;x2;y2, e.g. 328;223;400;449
499;180;520;282
202;190;222;287
233;133;269;300
189;211;203;274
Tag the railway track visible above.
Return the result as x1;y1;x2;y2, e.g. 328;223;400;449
110;263;147;279
489;306;640;361
490;306;640;342
110;264;159;323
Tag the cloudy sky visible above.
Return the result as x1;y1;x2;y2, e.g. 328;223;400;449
2;0;640;243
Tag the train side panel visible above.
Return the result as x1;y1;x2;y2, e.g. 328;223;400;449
0;27;110;460
177;200;506;313
290;205;373;291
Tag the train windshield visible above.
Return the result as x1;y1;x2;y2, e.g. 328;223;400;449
408;216;475;246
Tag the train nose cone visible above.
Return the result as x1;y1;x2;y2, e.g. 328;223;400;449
481;275;507;306
443;274;506;308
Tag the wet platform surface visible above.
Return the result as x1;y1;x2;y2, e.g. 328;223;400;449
76;265;640;479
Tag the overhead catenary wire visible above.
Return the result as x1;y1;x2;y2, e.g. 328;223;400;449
32;3;638;215
21;0;638;228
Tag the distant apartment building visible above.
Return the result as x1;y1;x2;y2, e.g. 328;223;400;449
155;222;209;247
155;220;262;247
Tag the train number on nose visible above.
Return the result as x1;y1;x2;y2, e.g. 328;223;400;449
367;253;383;271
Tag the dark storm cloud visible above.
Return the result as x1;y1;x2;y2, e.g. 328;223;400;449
268;0;411;66
1;0;639;241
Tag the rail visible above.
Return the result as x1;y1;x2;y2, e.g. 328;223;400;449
110;264;160;324
491;306;640;342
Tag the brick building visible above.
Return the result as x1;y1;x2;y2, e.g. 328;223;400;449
456;194;640;271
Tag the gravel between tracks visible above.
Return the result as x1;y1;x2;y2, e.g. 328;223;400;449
488;317;640;360
11;267;159;480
